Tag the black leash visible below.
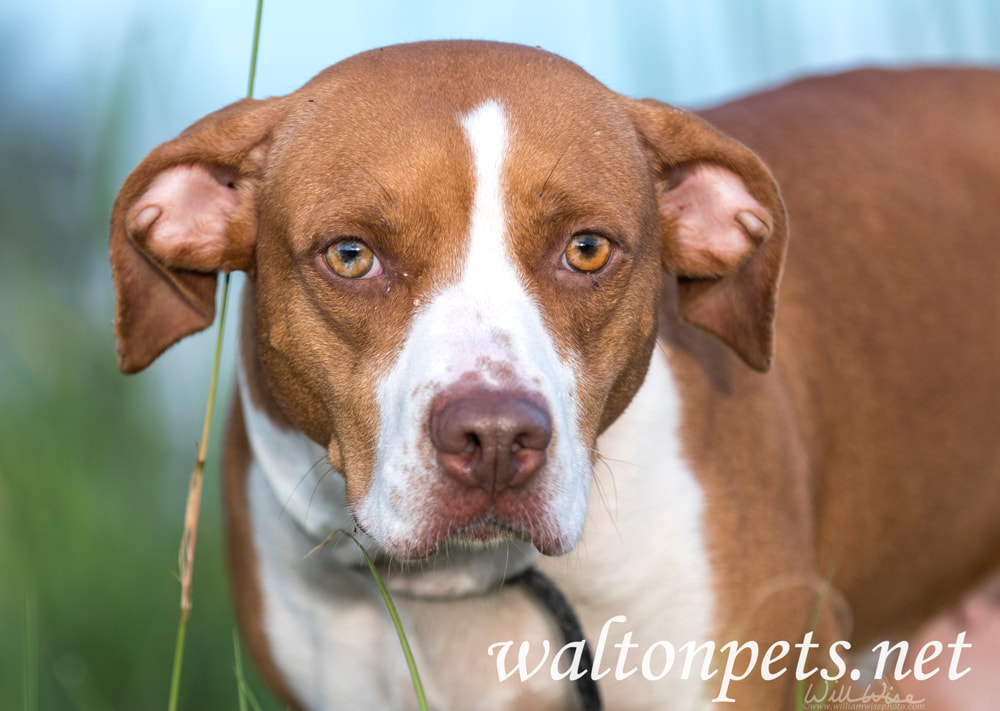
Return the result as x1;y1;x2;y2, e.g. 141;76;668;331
512;567;603;711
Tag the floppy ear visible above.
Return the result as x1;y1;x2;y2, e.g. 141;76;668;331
626;98;788;372
109;97;286;374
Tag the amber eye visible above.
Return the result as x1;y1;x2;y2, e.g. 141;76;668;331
324;239;381;279
564;233;612;273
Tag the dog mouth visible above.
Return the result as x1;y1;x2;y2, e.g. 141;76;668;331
356;514;536;560
349;522;540;597
351;442;589;562
358;490;581;560
450;520;527;547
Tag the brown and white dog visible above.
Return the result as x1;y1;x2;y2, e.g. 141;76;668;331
109;41;1000;709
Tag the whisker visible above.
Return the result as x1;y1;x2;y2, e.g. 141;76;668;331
583;443;638;468
304;462;337;523
359;164;397;207
538;143;570;199
290;442;383;523
499;545;511;592
279;454;331;519
591;459;625;545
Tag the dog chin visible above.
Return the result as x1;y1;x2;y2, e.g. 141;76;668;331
451;521;530;548
364;537;541;598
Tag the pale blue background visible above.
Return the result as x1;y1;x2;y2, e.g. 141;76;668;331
10;1;1000;133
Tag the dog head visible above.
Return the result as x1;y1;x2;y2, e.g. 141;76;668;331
111;41;785;566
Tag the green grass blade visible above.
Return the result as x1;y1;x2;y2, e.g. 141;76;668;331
247;0;263;98
165;2;262;710
233;629;266;711
343;533;428;711
796;570;835;711
234;629;249;711
166;613;188;711
22;593;37;711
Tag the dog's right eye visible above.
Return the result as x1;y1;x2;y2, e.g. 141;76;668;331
324;239;383;279
564;233;612;273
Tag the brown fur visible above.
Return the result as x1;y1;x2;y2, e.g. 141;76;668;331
665;67;1000;706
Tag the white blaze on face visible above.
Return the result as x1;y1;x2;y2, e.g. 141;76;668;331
354;100;592;557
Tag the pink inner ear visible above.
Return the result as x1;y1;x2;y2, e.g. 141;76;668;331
660;163;770;276
128;164;240;272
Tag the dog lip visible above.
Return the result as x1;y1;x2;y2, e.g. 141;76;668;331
451;520;523;546
374;511;546;560
381;513;572;560
347;532;541;599
392;521;518;560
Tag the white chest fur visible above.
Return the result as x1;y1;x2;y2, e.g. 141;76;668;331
540;345;716;708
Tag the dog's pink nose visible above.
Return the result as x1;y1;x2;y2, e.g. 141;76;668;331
431;390;552;493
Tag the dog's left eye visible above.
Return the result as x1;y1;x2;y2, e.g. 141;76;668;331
564;233;612;273
324;239;383;279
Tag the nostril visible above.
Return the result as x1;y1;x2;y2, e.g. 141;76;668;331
430;388;553;493
513;415;552;453
511;448;547;485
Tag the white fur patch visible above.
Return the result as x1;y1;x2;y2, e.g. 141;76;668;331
540;347;716;708
237;363;365;557
236;363;397;707
353;100;591;567
246;456;409;709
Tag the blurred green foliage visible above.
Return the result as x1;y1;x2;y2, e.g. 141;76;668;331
0;27;283;711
